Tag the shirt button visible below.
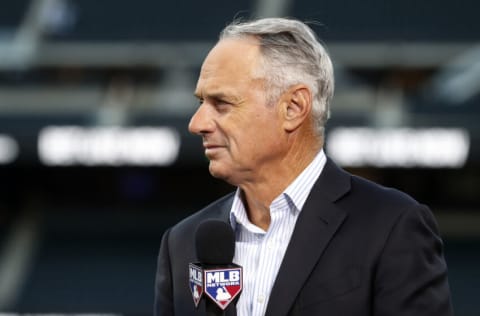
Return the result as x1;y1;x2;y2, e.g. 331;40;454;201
257;294;266;304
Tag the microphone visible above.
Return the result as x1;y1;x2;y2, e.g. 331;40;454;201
189;220;243;316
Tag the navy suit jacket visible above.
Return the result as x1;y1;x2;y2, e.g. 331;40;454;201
154;159;453;315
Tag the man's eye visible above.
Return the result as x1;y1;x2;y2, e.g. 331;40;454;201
215;99;232;106
214;101;232;112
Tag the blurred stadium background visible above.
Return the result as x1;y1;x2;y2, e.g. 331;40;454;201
0;0;479;315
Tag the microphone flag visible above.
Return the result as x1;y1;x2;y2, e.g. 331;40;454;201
189;263;204;307
189;263;243;310
204;266;243;310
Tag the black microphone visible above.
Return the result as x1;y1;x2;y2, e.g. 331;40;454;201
189;220;243;316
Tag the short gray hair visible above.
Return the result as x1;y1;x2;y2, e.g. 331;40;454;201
220;17;334;137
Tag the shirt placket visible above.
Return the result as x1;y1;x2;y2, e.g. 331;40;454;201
250;203;284;316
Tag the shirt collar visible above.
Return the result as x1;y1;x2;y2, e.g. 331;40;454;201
283;149;326;211
230;149;327;230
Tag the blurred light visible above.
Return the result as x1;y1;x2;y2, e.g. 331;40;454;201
38;126;180;166
0;134;19;164
327;127;470;168
41;0;78;35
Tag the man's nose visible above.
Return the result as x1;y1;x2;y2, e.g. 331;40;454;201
188;104;215;135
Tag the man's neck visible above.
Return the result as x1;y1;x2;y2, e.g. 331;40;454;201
238;143;322;230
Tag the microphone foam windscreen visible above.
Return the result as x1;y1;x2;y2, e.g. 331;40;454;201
195;220;235;265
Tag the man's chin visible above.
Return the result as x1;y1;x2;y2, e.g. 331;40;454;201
208;163;226;179
208;162;233;183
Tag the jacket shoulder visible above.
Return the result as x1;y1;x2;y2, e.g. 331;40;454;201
349;174;421;211
320;158;421;212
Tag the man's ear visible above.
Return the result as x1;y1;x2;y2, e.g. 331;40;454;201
281;84;312;132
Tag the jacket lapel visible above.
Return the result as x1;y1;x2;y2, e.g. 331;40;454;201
265;159;351;316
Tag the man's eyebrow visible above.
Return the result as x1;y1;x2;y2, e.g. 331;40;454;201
195;92;238;102
209;92;230;100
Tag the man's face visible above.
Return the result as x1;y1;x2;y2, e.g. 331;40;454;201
189;38;285;185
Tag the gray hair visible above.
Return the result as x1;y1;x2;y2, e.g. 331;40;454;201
220;17;334;137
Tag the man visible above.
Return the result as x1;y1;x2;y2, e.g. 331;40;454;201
154;17;453;316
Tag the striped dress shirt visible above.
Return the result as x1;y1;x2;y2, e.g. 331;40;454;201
229;149;327;316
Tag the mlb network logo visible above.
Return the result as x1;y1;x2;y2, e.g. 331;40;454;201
189;264;204;307
204;267;242;310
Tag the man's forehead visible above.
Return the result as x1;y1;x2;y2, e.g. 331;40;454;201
195;38;263;94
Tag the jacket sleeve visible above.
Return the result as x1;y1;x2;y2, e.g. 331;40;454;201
154;228;174;316
373;204;454;316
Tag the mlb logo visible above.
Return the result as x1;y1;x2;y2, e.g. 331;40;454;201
204;267;243;310
189;263;204;307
